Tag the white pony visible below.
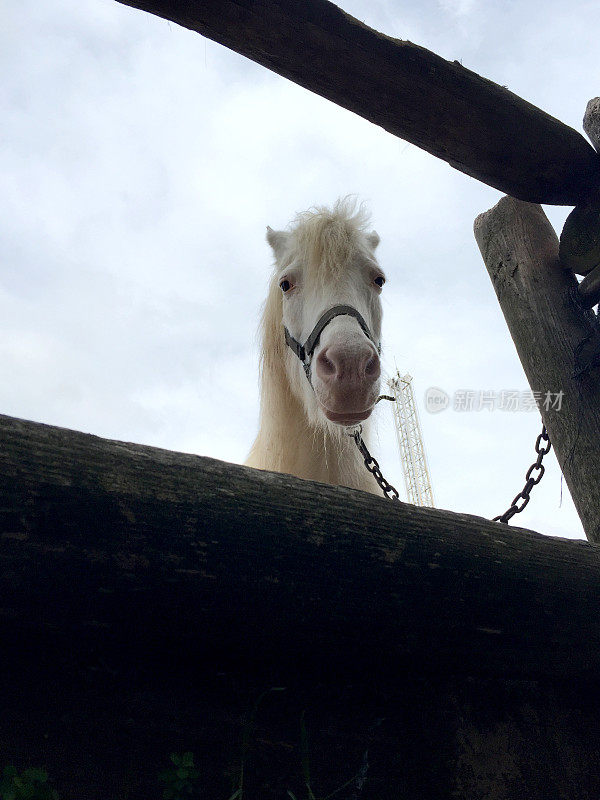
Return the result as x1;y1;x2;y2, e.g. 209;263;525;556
245;199;386;494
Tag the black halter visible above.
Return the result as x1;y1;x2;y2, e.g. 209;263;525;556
284;305;381;383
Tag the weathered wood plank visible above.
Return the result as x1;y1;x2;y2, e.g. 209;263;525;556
475;197;600;542
2;412;600;681
115;0;600;204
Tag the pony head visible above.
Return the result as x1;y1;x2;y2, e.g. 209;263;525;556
262;199;384;430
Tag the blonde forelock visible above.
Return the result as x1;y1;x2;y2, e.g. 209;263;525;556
288;197;372;284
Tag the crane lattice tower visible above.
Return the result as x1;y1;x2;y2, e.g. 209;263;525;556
388;372;435;507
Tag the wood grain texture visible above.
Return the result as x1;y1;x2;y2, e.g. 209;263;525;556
3;412;600;798
2;412;600;682
579;262;600;308
584;97;600;153
115;0;600;205
559;186;600;275
475;196;600;543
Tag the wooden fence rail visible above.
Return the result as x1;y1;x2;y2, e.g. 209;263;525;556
4;413;600;797
2;412;600;683
116;0;600;204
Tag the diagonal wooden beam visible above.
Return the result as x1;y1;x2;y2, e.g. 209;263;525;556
115;0;600;204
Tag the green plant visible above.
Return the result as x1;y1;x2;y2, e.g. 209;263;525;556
0;766;59;800
158;753;202;800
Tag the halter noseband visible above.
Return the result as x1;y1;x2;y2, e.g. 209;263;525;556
284;305;381;383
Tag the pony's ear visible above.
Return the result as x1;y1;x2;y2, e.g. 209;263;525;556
266;226;290;262
366;230;380;251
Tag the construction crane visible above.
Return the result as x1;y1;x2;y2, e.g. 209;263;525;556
388;372;435;507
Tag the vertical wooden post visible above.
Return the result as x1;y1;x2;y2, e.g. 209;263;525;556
474;197;600;543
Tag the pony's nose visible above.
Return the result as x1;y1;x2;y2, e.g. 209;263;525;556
315;344;380;385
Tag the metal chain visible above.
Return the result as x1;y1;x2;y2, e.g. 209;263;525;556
493;424;551;523
351;427;401;501
352;403;550;519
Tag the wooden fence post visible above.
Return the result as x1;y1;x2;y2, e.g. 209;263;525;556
474;197;600;542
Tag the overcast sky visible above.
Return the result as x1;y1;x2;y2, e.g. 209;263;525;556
3;0;599;539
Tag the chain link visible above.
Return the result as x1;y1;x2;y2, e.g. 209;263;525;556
351;428;401;501
493;424;551;524
351;417;551;519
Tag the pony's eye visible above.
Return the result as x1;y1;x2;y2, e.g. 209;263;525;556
280;279;292;293
374;276;385;288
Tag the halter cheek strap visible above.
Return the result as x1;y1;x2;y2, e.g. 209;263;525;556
284;305;381;383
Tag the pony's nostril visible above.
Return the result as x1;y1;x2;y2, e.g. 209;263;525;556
316;349;336;377
365;354;380;379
